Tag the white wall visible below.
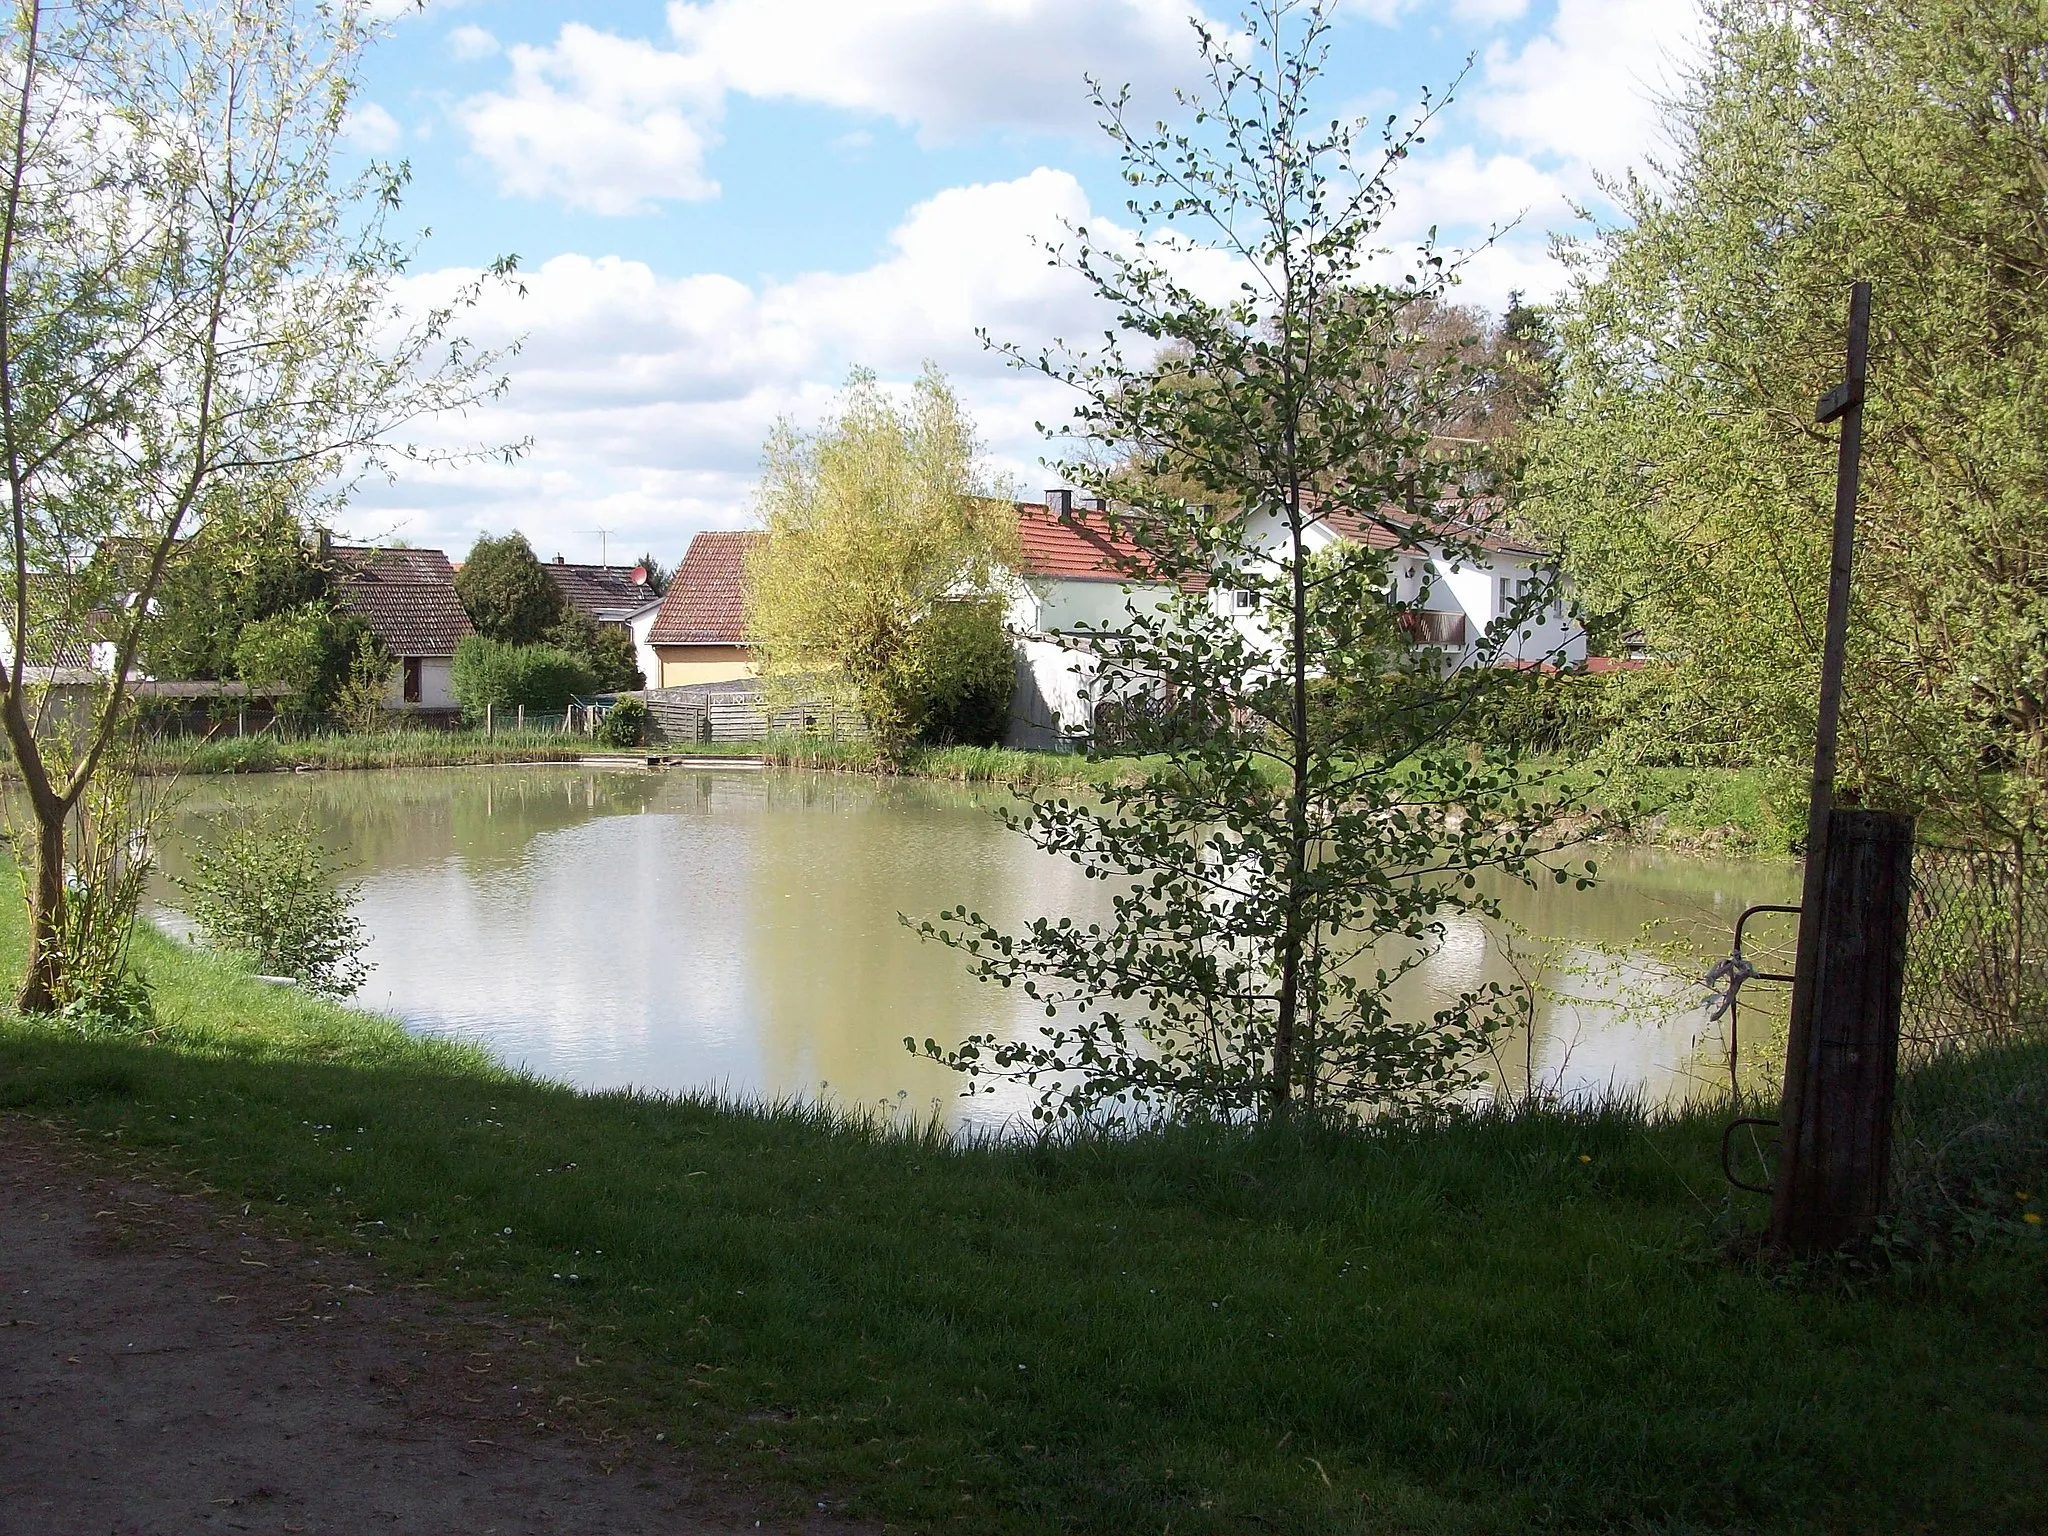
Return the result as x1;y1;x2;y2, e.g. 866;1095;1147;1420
627;605;662;690
379;655;457;711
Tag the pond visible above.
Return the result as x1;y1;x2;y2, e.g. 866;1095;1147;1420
148;765;1799;1127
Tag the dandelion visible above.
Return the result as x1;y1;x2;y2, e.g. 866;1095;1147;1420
2025;1213;2042;1227
1578;1154;1592;1164
2017;1191;2033;1203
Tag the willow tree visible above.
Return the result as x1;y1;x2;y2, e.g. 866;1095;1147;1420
745;365;1018;758
1526;0;2048;851
913;0;1587;1124
0;0;514;1012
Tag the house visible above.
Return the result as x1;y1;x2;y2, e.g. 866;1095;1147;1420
645;531;762;687
544;557;655;629
329;544;474;714
1001;489;1588;747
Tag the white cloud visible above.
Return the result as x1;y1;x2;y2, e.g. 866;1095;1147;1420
446;23;499;62
455;25;723;215
453;1;1222;212
341;101;402;153
1477;0;1704;174
665;0;1211;140
351;171;1137;561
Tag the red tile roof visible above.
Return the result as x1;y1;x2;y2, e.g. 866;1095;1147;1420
1014;504;1153;582
330;544;474;657
647;531;763;646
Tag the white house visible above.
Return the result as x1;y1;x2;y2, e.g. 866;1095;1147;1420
1002;491;1587;748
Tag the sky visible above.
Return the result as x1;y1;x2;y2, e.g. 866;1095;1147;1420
340;0;1704;568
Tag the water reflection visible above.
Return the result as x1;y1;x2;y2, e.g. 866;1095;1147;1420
149;766;1798;1126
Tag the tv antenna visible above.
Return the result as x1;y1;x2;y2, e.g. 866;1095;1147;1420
591;527;613;567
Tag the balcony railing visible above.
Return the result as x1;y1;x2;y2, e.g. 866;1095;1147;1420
1397;609;1466;648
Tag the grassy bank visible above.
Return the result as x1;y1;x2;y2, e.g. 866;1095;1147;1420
1;922;2042;1533
137;728;596;776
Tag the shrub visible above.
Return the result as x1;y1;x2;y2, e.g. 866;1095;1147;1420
455;531;566;643
449;636;598;723
176;813;369;997
229;601;372;712
597;694;648;747
892;599;1015;748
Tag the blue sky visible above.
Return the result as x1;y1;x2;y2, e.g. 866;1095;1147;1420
343;0;1701;567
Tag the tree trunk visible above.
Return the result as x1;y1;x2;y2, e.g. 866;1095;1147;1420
18;798;66;1013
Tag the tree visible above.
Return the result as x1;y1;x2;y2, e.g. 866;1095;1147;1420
455;532;565;644
745;366;1019;758
911;0;1586;1124
1526;0;2048;852
543;606;642;691
0;1;515;1011
138;478;332;681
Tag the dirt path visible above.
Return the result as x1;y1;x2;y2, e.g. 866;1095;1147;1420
0;1117;860;1535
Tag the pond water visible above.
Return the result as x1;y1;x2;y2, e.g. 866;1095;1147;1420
148;765;1799;1126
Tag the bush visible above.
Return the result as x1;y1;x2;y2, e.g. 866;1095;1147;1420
891;600;1015;748
449;636;598;723
1463;668;1618;757
175;813;369;997
597;694;647;747
229;601;372;712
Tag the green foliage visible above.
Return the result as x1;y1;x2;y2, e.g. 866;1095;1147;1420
176;814;369;997
746;366;1020;760
891;599;1014;747
455;532;567;644
596;694;647;747
1527;0;2048;847
449;636;598;722
229;602;372;713
143;484;331;681
917;4;1589;1123
332;630;395;734
544;608;643;691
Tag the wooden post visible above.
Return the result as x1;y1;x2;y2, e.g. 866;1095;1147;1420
486;702;493;737
1772;280;1879;1252
516;703;524;732
1772;808;1914;1251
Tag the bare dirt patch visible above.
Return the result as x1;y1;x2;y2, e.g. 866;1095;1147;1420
0;1115;862;1535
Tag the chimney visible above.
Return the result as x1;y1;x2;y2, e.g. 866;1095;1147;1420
1078;494;1106;513
553;554;566;564
1045;488;1073;518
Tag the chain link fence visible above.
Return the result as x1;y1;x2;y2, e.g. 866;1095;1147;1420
1893;841;2048;1233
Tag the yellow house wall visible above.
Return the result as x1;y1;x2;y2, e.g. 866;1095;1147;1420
655;645;756;687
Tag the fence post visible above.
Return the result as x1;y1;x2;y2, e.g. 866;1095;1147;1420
516;703;524;732
485;702;492;737
1769;807;1915;1253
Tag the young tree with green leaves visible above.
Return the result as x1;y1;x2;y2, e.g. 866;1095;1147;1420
1526;0;2048;852
913;0;1586;1124
744;366;1020;758
0;0;515;1012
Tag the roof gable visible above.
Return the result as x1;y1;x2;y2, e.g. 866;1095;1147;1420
647;531;763;646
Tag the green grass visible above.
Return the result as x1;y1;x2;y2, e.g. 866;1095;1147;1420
139;728;596;776
1;918;2042;1533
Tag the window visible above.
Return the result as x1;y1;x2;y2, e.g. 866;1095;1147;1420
402;656;422;704
1232;589;1256;612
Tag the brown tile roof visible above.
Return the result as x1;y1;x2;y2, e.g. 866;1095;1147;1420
546;560;654;623
330;544;473;657
647;532;762;646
